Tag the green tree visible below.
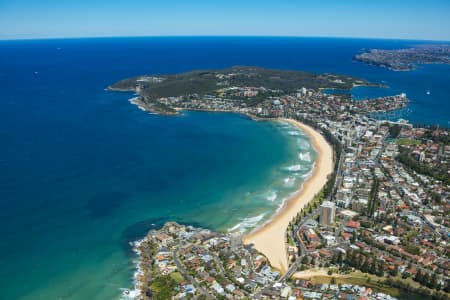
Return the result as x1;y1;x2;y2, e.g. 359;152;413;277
361;260;370;273
430;273;438;290
301;256;309;264
369;260;377;275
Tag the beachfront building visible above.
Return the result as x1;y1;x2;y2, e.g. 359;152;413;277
319;201;336;226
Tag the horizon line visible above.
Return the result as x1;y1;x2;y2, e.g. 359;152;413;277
1;34;449;43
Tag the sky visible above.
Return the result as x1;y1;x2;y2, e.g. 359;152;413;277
0;0;449;41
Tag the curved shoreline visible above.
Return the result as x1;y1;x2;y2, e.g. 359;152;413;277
125;100;334;275
242;118;334;274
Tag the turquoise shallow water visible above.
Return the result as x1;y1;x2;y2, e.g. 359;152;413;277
0;37;448;299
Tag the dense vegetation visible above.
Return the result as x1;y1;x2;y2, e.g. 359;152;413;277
367;177;379;218
150;275;178;300
333;250;449;299
423;128;450;144
383;278;448;300
388;124;401;138
110;66;367;101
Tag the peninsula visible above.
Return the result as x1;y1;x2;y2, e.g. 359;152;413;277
354;44;450;71
112;67;449;300
108;66;405;116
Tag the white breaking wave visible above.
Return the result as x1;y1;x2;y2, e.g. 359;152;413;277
297;139;310;150
300;172;310;178
128;98;146;112
299;152;312;162
120;239;145;300
120;288;140;300
266;190;277;202
283;176;296;187
287;130;301;136
228;213;266;233
278;124;291;130
300;163;315;180
283;164;303;172
128;97;157;114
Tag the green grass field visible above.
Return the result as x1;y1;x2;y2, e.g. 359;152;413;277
170;271;184;284
396;138;421;145
307;272;401;297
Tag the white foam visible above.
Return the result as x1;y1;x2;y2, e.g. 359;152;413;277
128;97;146;111
228;213;266;233
287;130;301;136
300;163;315;179
299;152;312;162
283;176;296;187
128;97;157;114
278;124;291;130
119;238;147;300
283;164;303;172
266;190;277;202
120;288;140;299
300;172;310;178
297;139;310;150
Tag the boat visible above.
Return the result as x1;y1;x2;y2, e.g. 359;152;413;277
426;90;431;95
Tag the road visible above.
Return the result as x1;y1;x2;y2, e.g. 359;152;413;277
278;258;302;282
211;253;226;276
281;144;345;283
172;248;215;300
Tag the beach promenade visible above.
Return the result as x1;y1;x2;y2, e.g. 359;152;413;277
243;118;334;273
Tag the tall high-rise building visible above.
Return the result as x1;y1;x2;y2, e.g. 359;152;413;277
320;201;336;225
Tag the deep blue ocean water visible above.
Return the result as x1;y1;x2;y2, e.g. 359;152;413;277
0;37;448;299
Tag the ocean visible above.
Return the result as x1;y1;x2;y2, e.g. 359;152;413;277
0;37;448;299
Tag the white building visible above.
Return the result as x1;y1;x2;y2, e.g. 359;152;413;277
322;234;337;246
320;201;336;225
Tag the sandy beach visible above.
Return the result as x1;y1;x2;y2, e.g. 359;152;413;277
243;118;334;273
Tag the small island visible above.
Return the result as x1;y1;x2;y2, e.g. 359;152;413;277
354;44;450;71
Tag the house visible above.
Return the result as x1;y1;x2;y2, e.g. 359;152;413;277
322;234;337;246
153;233;174;246
211;282;224;295
281;286;292;298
